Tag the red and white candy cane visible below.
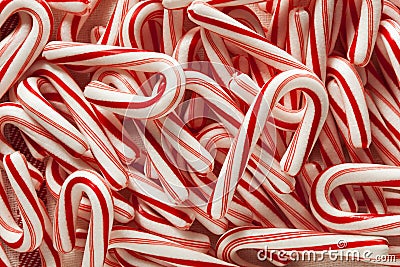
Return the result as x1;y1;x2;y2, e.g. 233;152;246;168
2;152;62;266
120;0;164;52
310;163;400;235
162;0;264;9
132;198;211;253
16;77;89;158
0;152;45;252
197;123;291;228
341;0;382;66
208;69;328;219
25;61;129;190
187;1;309;72
53;170;114;267
306;0;342;81
108;226;238;267
375;19;400;103
216;226;389;266
163;9;185;55
287;7;309;64
91;67;144;162
0;0;52;98
327;56;371;148
366;64;400;146
46;0;91;14
267;0;291;49
327;79;388;214
45;158;135;224
43;42;185;120
0;102;90;176
365;90;400;166
127;167;196;230
186;71;296;194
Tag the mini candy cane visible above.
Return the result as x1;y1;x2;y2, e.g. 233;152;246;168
2;152;62;266
127;168;196;229
306;0;340;81
287;7;309;64
186;71;296;193
267;0;291;49
120;0;164;51
108;226;237;266
366;65;400;146
375;19;400;102
45;158;135;224
208;69;328;219
310;163;400;235
53;170;114;267
46;0;90;14
43;42;185;120
132;199;211;253
327;79;388;214
16;77;89;157
197;123;290;228
0;152;45;252
188;1;309;72
0;0;52;97
163;9;185;55
162;0;264;9
326;56;371;148
365;90;400;166
216;226;389;266
341;0;382;66
0;102;90;175
25;61;129;190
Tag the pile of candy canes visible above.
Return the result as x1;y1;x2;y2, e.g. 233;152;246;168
1;0;400;266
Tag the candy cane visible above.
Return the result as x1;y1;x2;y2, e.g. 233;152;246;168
108;226;238;266
162;0;264;9
2;152;62;266
53;170;114;267
327;79;388;214
287;7;309;64
120;0;164;51
208;69;328;219
163;9;185;55
25;61;129;190
197;123;290;228
187;1;309;72
127;167;196;229
132;199;211;253
375;19;400;103
46;0;90;14
310;164;400;236
0;102;90;176
43;42;185;120
326;56;371;148
186;71;297;194
16;77;89;158
267;0;291;49
341;0;382;66
366;65;400;146
0;152;45;252
365;90;400;166
216;226;389;266
45;158;135;224
0;0;52;97
306;0;338;81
